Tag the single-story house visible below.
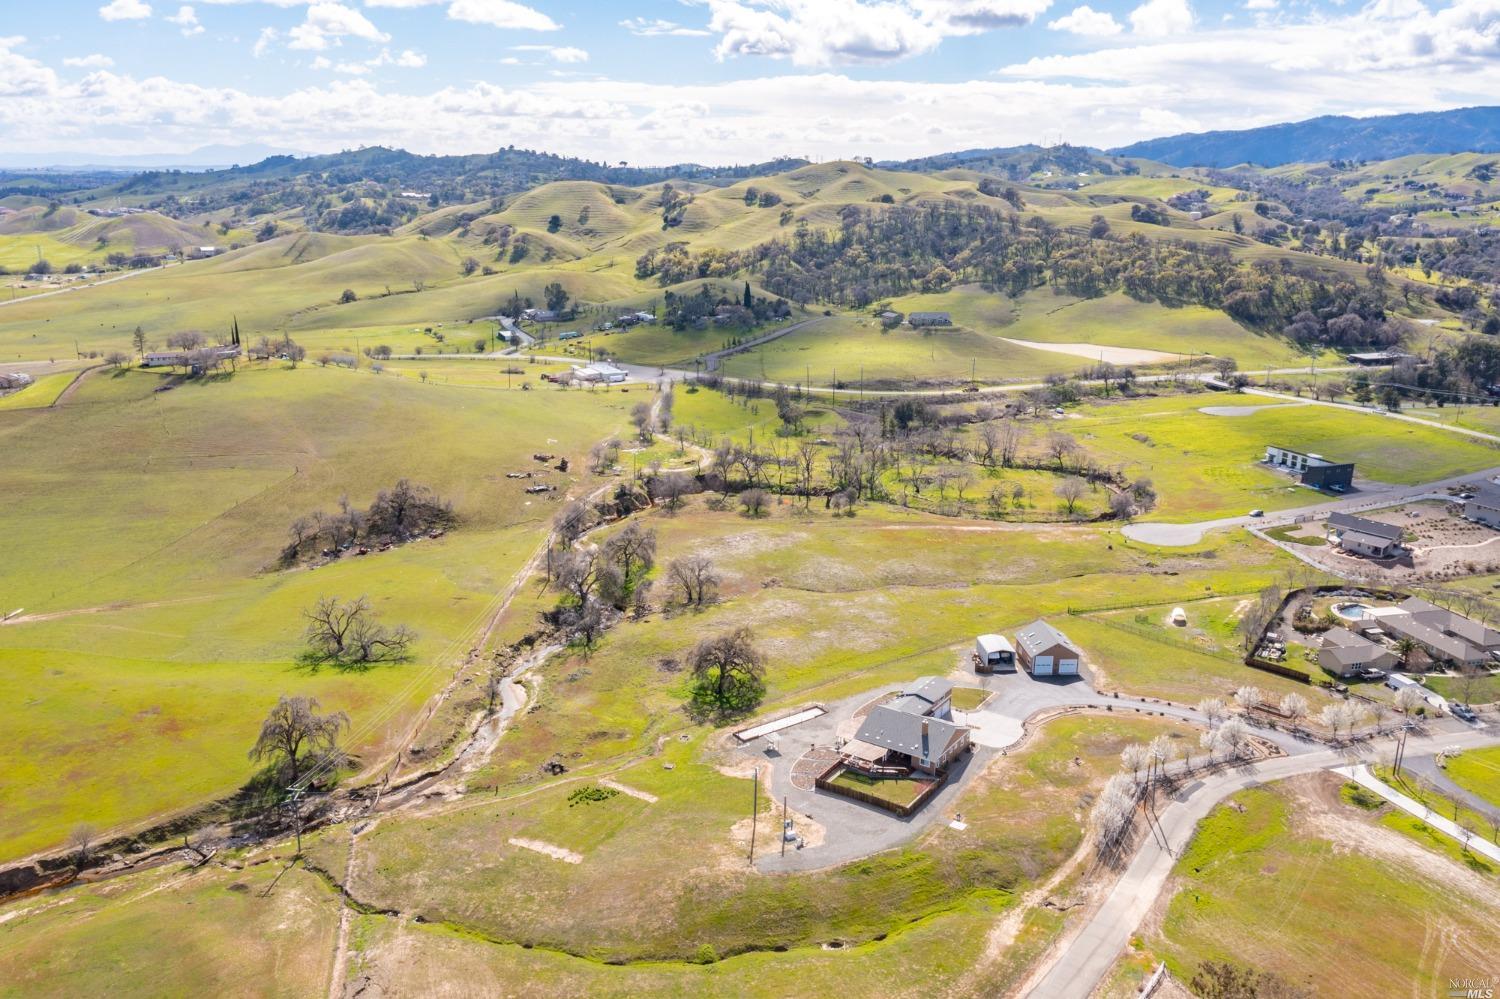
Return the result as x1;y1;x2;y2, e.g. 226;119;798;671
1463;482;1500;530
908;311;952;328
1366;606;1488;667
192;246;222;258
847;678;970;776
1318;628;1397;678
1264;445;1355;492
523;309;561;323
974;634;1016;673
1015;619;1082;678
1398;596;1500;654
1326;512;1404;559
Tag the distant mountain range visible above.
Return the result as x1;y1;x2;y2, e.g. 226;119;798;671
1110;106;1500;167
0;143;309;171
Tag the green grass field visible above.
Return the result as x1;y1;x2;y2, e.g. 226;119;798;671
0;367;83;411
1443;746;1500;810
888;287;1324;373
1059;393;1500;520
350;714;1194;965
1152;780;1500;994
0;363;627;861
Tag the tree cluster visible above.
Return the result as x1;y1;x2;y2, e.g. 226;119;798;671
282;480;455;565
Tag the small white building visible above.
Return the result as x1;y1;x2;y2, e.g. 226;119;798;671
573;361;627;384
974;634;1015;673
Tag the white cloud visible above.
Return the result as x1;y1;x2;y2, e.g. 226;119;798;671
0;37;60;97
253;26;278;56
64;53;117;68
1128;0;1193;35
167;5;206;34
10;0;1500;166
313;46;429;71
513;44;590;63
1047;4;1122;35
288;2;390;49
99;0;153;20
446;0;559;30
1244;0;1277;8
619;17;712;36
704;0;1053;65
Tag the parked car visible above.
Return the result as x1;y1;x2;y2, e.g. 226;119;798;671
1452;704;1479;723
1249;509;1264;518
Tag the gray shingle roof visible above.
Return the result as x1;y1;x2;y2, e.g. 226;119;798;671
1015;619;1078;657
1328;512;1403;542
854;705;966;760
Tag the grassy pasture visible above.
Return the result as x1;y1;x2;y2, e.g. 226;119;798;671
1059;393;1500;519
1151;780;1500;994
0;857;339;997
717;315;1079;386
1444;746;1500;809
353;714;1195;964
0;367;82;411
464;500;1291;797
0;364;626;860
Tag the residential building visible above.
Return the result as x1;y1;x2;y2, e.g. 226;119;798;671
845;677;970;776
974;633;1015;673
1014;619;1083;677
523;308;561;323
1326;512;1404;558
908;311;952;327
1365;605;1489;667
1264;445;1355;492
1318;628;1397;678
1463;482;1500;530
1398;596;1500;653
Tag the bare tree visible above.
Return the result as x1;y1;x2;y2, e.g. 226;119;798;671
631;401;656;443
651;472;693;512
553;500;592;549
303;596;415;664
667;554;720;608
67;824;96;870
975;422;1000;467
248;695;350;787
739;488;769;517
1234;686;1262;712
603;521;657;590
1055;477;1087;516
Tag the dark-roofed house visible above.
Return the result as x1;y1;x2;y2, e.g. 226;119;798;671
1318;628;1397;678
1398;597;1500;654
1264;445;1355;492
1463;482;1500;530
908;311;952;327
1326;512;1404;559
1015;619;1083;677
1366;605;1490;667
845;677;969;776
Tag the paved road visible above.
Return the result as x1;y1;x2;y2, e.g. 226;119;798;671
1399;747;1500;823
1123;463;1500;547
1024;726;1500;999
0;262;172;308
1339;762;1500;863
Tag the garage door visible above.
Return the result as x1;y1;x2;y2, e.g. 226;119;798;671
1058;659;1079;675
1033;655;1054;676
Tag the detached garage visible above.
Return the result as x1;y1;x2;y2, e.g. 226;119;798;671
974;634;1016;673
1015;620;1083;678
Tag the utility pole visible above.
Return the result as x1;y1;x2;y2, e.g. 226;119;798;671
781;795;788;857
748;767;758;864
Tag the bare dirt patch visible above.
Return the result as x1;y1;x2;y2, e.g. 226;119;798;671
600;778;658;803
507;837;582;864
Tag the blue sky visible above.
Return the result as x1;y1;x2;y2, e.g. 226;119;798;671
2;0;1498;163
